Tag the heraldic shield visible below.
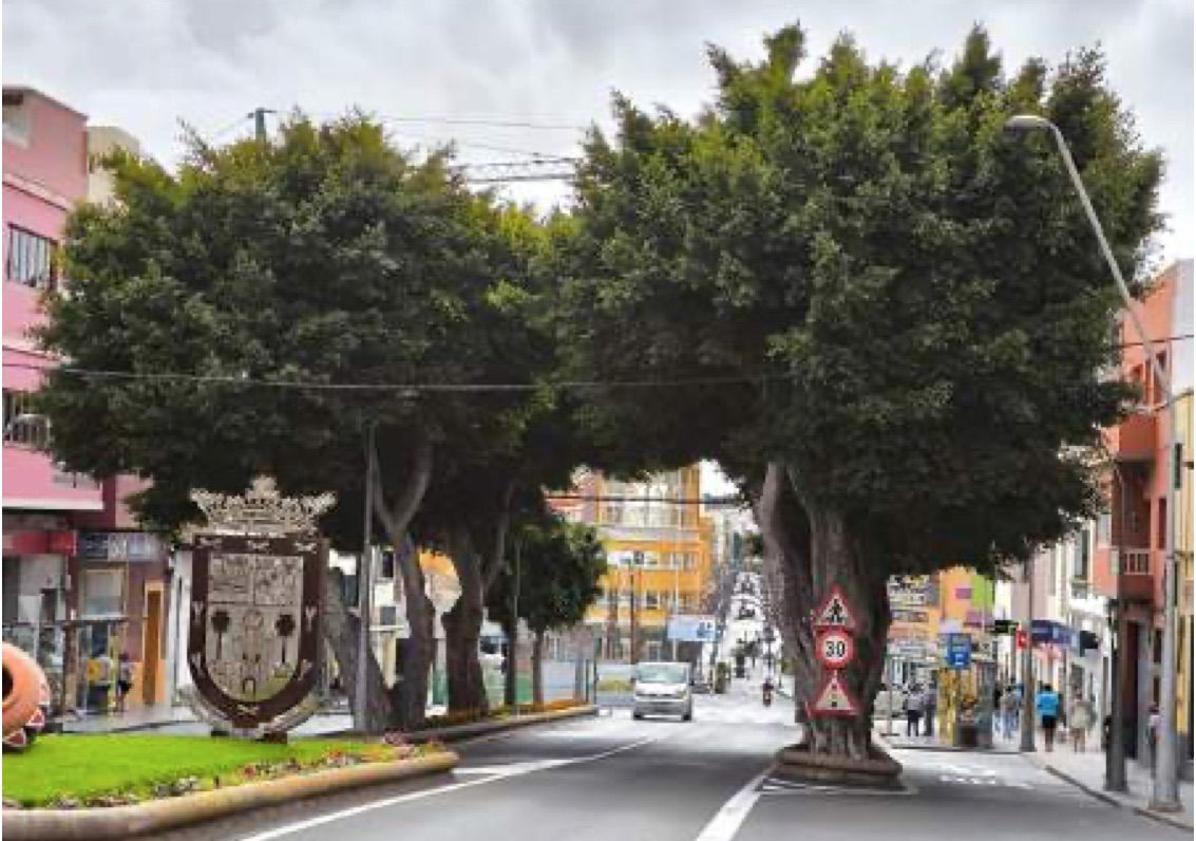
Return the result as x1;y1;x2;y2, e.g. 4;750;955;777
189;534;324;729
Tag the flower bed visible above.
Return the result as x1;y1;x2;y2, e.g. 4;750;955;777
2;734;441;809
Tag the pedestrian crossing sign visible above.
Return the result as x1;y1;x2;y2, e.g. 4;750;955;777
812;585;857;631
812;670;860;717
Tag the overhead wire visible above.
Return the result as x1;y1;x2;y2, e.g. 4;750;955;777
1;360;785;392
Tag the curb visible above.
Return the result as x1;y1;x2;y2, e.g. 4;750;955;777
1027;758;1193;833
3;751;458;840
323;703;599;744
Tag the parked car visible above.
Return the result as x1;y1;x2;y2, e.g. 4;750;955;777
632;662;693;721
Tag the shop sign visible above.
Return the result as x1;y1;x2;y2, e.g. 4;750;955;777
79;531;163;562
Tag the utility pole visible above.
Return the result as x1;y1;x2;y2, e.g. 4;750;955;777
1020;557;1036;752
1005;115;1180;808
251;107;273;142
630;551;643;665
512;537;521;712
1106;597;1127;791
353;420;376;734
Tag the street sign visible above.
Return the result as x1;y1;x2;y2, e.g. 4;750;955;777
943;633;971;669
812;585;857;631
811;670;860;717
815;628;856;669
667;615;718;642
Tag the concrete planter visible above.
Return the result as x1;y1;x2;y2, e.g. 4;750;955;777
774;743;903;788
3;751;458;841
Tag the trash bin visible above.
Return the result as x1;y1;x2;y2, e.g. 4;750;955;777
955;714;978;748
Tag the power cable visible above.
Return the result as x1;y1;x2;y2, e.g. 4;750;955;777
1;360;785;392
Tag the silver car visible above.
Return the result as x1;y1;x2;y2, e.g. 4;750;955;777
632;662;693;721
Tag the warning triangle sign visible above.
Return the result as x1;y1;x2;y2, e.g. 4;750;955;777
812;671;860;717
813;585;857;630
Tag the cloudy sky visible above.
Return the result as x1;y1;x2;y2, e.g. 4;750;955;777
5;0;1192;263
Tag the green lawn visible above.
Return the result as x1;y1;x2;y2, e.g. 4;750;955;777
2;735;395;807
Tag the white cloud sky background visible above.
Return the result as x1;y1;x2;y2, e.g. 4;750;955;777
4;0;1192;264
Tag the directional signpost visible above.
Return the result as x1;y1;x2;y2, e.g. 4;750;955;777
810;586;860;718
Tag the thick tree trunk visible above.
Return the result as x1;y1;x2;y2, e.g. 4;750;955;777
531;629;545;707
444;525;488;713
392;536;435;729
792;473;891;760
370;431;435;730
503;616;518;707
321;567;392;732
756;461;891;760
753;462;813;734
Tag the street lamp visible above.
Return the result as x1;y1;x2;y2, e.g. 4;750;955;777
1005;114;1182;810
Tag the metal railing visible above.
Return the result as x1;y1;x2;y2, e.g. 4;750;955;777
1120;549;1151;575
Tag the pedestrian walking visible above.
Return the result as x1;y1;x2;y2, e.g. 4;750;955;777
905;683;925;737
1036;683;1061;751
1000;685;1019;739
115;652;135;713
1148;705;1160;769
1067;691;1094;752
923;683;937;737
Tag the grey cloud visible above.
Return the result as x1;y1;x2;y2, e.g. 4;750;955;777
3;0;1190;258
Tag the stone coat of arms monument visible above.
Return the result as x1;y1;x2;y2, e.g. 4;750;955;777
185;477;334;736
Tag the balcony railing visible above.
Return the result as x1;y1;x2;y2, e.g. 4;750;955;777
1115;548;1154;603
1120;549;1151;575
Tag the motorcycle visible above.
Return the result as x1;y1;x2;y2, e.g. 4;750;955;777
762;680;774;707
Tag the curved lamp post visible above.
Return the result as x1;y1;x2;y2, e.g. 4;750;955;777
1005;114;1181;811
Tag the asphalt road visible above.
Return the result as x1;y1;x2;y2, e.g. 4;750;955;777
150;680;1183;841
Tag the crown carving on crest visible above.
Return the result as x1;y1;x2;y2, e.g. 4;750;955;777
190;476;336;536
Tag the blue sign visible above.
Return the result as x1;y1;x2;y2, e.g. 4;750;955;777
943;633;972;669
1031;620;1073;646
667;615;718;642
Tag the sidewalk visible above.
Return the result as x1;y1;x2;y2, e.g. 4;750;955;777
61;704;198;734
993;729;1193;831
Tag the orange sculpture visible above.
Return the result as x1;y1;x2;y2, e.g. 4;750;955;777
2;643;51;751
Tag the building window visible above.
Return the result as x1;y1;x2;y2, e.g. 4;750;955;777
1157;498;1167;549
378;550;395;581
378;605;398;626
645;591;660;609
3;390;50;449
81;569;123;617
1075;529;1090;580
5;226;58;290
1096;512;1111;547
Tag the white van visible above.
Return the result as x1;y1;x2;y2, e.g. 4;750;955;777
632;662;693;721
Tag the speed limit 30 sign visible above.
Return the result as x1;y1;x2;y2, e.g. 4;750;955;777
815;628;856;669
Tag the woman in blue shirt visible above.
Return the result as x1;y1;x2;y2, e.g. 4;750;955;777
1036;683;1061;751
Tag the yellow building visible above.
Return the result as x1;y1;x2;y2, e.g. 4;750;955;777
559;466;716;662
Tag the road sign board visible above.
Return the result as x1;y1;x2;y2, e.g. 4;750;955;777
812;585;857;631
815;628;856;669
811;671;860;717
667;615;717;642
943;633;972;669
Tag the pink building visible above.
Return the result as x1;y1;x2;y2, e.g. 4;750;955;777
3;87;170;714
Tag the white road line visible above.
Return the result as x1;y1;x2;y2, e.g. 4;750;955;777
691;767;771;841
235;736;661;841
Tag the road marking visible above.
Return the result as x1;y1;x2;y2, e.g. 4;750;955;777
235;736;661;841
691;768;771;841
759;776;918;797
